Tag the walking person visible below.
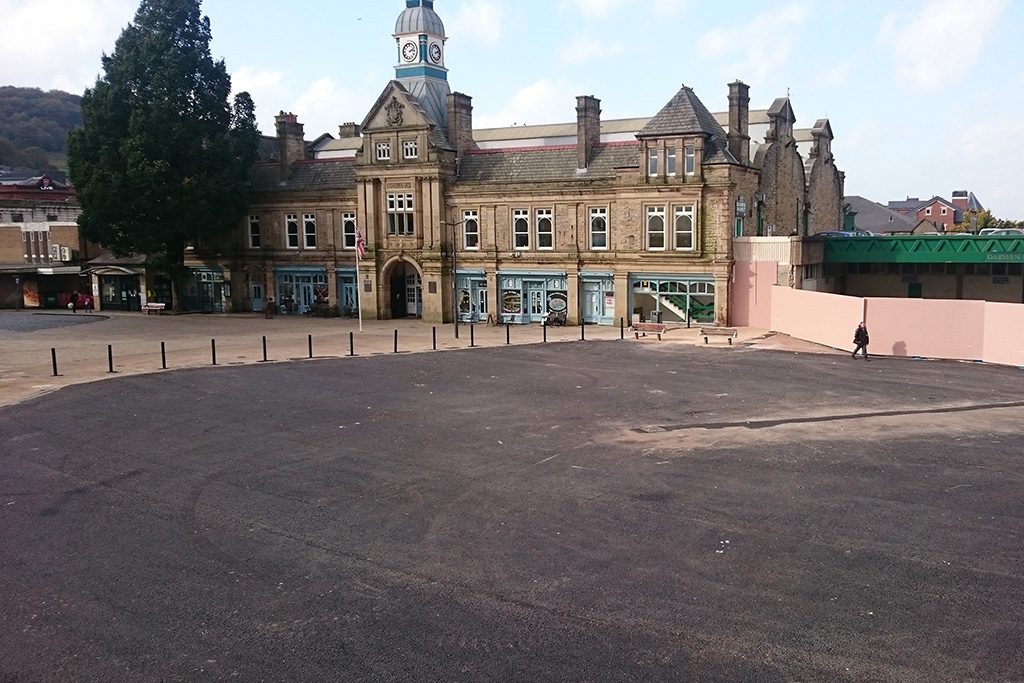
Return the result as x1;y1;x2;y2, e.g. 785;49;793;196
68;291;78;313
852;321;870;361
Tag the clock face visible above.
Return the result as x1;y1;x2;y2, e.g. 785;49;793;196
402;42;418;62
429;43;442;64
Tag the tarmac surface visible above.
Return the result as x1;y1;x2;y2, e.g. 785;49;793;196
1;311;1023;681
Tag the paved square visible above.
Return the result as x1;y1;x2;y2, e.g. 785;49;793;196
1;340;1022;680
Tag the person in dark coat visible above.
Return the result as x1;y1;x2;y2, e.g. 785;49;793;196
68;291;78;313
852;322;870;361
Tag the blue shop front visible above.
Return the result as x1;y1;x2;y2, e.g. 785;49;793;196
498;270;567;324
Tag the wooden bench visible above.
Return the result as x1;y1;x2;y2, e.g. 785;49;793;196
699;327;738;345
142;302;166;315
633;322;669;340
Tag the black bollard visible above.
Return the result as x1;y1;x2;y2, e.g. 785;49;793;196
349;331;355;357
470;324;475;348
261;336;268;362
580;324;586;342
543;324;547;343
620;317;625;340
432;326;437;351
51;348;58;377
308;334;313;359
506;324;510;345
211;339;217;366
161;341;167;369
394;329;399;353
107;344;115;373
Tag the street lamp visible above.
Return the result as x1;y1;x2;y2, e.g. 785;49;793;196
439;220;465;338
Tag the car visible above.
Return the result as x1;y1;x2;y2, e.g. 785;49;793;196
814;230;874;237
978;228;1000;236
986;228;1024;236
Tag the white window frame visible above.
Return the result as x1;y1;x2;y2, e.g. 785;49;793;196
342;213;357;250
684;146;696;175
589;207;608;250
513;209;530;250
303;213;317;249
248;215;261;249
925;207;932;216
674;205;695;251
403;140;418;159
536;209;553;250
463;210;480;250
647;148;658;176
941;207;947;216
285;213;299;249
666;148;677;176
646;206;666;251
376;141;391;161
387;193;415;235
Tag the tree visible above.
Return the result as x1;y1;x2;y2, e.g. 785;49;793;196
68;0;259;311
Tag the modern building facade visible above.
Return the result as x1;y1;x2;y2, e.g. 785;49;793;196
204;0;845;327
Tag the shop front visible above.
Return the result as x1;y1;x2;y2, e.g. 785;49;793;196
499;271;567;324
186;268;225;313
274;267;328;315
630;274;716;324
456;270;488;323
99;273;142;311
580;273;615;325
336;268;359;317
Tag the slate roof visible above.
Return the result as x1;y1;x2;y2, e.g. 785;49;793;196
638;85;729;139
844;196;918;233
249;159;356;193
952;190;984;211
458;142;639;183
887;197;926;212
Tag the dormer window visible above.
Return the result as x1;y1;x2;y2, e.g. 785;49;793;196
684;146;696;175
376;141;391;161
647;149;658;176
403;140;418;159
666;148;677;176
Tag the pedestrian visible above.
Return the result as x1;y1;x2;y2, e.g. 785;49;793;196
68;291;78;313
852;321;869;361
84;295;94;312
264;297;276;319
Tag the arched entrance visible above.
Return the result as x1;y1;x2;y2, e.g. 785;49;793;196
383;258;423;319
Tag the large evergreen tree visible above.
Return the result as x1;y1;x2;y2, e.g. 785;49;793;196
68;0;259;310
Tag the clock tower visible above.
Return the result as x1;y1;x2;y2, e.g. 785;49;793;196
393;0;450;130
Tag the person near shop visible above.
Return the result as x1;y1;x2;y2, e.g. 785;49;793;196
852;321;870;361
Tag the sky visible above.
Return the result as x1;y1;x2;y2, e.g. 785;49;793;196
2;0;1022;219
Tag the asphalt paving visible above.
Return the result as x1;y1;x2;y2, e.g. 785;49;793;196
1;340;1022;681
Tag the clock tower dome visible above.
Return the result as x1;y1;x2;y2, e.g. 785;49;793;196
393;0;451;130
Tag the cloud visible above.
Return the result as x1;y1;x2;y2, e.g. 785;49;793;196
878;0;1010;90
559;0;628;19
650;0;692;19
815;60;853;88
475;79;580;128
0;0;137;93
557;36;624;66
447;0;506;46
697;4;809;84
956;115;1024;219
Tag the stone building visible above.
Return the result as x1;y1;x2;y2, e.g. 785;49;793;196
208;0;844;326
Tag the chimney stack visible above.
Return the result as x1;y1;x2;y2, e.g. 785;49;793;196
338;122;362;138
576;95;602;170
275;112;306;181
447;92;476;157
727;81;750;165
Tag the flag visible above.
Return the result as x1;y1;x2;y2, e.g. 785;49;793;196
355;229;367;258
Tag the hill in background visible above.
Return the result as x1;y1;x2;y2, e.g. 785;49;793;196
0;86;81;172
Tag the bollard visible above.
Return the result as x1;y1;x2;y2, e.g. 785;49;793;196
394;329;399;354
543;324;547;343
432;326;437;351
51;348;58;377
261;336;268;362
580;324;585;342
107;344;115;374
308;334;313;359
506;324;510;345
211;339;217;366
470;324;475;348
161;341;167;369
349;331;355;357
620;317;625;340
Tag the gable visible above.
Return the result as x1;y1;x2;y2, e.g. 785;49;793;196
361;81;433;133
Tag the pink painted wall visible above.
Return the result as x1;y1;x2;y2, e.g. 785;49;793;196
982;302;1024;367
864;298;986;361
730;261;775;328
770;287;865;351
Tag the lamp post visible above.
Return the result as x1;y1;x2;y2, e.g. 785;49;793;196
439;220;465;339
